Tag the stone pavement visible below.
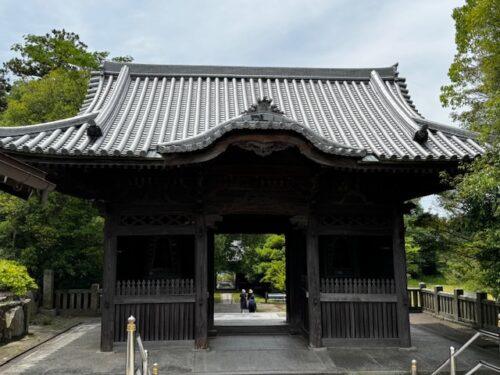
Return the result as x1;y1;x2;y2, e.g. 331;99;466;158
0;314;499;374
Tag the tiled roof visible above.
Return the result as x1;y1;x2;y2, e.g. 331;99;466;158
0;62;485;162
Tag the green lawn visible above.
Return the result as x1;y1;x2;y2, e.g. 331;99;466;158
407;276;487;296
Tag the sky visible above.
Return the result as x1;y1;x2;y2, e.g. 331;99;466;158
0;0;464;214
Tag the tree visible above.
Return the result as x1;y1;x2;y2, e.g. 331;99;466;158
0;30;131;287
1;69;88;125
0;29;132;123
4;29;131;79
404;203;450;277
439;0;500;297
250;234;286;292
214;233;269;275
440;0;499;136
0;192;104;288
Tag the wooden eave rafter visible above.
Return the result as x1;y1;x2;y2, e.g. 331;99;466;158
0;152;56;201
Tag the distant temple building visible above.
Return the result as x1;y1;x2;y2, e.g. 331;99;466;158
0;62;483;351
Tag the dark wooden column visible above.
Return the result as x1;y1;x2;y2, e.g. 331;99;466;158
392;206;411;347
194;214;208;349
306;215;322;348
285;232;291;324
287;231;303;332
207;230;215;332
100;209;117;352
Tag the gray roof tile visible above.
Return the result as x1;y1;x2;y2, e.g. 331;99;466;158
0;62;484;162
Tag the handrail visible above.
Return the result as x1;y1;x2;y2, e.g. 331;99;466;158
136;335;148;375
431;324;500;375
465;360;500;375
125;315;159;375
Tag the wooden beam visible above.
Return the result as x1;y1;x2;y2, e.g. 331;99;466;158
194;214;208;349
306;214;322;348
114;295;195;304
320;293;397;302
100;209;117;352
392;206;411;347
287;231;303;332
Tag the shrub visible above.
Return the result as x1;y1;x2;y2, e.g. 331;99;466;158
0;259;38;296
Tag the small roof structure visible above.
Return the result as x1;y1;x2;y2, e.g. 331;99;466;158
0;62;484;163
0;151;55;200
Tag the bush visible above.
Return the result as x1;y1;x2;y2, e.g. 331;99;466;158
0;259;38;296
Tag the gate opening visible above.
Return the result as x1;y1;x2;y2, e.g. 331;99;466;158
212;233;288;333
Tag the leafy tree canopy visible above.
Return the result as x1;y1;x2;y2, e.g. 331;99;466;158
438;0;499;297
0;192;104;288
1;69;88;126
0;29;132;123
4;29;131;79
440;0;500;136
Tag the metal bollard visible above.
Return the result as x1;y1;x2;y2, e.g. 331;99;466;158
449;346;456;375
411;359;417;375
126;316;136;375
152;362;159;375
498;314;500;356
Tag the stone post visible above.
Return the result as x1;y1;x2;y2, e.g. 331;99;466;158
90;283;100;313
474;292;487;329
434;285;443;316
42;269;54;310
453;289;464;322
419;282;426;310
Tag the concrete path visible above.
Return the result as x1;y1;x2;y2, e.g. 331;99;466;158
1;314;499;374
215;312;287;326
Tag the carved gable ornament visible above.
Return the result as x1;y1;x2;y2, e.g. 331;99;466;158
242;97;284;121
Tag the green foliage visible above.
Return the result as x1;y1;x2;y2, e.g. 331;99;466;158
1;69;88;126
5;29;108;79
404;236;421;277
438;0;500;298
214;233;286;291
0;29;132;120
214;233;269;274
0;67;9;112
404;203;450;277
0;259;37;296
0;30;129;289
0;192;104;288
439;149;500;297
440;0;500;136
252;234;286;292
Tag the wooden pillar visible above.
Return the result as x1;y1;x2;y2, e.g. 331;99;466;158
306;215;322;348
207;230;215;332
285;232;292;324
287;231;303;332
101;211;117;352
392;206;411;347
194;214;208;349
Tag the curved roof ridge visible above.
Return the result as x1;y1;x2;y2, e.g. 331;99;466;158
156;110;366;157
370;70;423;135
94;65;130;129
103;61;398;80
0;112;98;137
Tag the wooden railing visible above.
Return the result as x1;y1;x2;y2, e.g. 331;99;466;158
407;283;500;331
320;278;398;342
116;279;195;296
321;278;395;294
113;278;195;342
54;283;101;316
